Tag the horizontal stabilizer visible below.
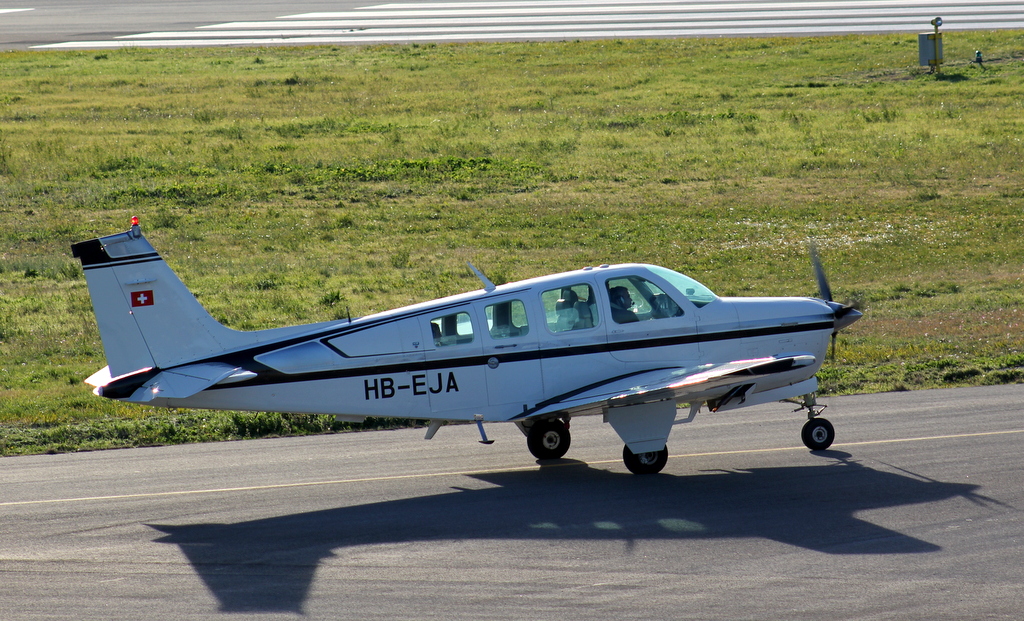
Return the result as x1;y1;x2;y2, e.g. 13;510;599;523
87;363;243;402
85;366;114;389
128;363;244;403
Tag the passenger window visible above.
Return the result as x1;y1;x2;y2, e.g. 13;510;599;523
606;276;684;324
542;284;599;333
485;300;529;339
430;311;474;346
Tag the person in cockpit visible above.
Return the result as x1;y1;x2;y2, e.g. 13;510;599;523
608;285;638;323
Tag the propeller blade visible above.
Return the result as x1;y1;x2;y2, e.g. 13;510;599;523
809;241;833;302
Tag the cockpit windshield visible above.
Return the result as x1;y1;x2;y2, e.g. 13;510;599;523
648;265;718;308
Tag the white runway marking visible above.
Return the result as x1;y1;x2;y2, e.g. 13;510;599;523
124;16;1017;41
31;0;1024;49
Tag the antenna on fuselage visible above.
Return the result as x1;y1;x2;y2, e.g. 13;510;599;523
467;262;496;292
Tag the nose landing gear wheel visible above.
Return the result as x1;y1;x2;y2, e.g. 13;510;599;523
801;417;835;451
622;445;669;474
526;419;571;460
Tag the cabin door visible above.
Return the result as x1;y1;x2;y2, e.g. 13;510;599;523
476;298;544;411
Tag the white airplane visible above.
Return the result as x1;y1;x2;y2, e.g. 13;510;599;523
72;217;861;474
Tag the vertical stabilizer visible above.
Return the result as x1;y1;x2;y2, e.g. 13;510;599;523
72;219;251;377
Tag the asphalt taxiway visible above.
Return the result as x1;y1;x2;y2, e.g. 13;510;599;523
2;384;1023;620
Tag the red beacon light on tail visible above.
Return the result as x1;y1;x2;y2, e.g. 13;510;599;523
131;216;140;227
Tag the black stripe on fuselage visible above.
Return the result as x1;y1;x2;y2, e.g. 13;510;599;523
198;319;834;391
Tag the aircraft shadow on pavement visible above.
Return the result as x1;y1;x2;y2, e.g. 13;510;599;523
149;454;983;614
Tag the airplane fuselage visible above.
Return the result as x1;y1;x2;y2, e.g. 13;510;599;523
151;264;832;422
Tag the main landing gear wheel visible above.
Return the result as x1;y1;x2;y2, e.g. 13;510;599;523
527;419;571;460
622;445;669;475
801;417;835;451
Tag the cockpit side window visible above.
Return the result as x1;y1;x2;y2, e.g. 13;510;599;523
430;311;474;347
542;284;599;333
606;276;684;324
485;299;529;339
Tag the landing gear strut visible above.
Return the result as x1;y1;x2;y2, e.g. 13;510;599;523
526;419;571;460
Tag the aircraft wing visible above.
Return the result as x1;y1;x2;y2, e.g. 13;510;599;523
519;354;816;420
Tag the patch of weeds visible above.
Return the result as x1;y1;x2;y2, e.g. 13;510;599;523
252;277;279;291
319;290;344;307
151;208;181;229
942;367;982;383
191;109;220;124
94;155;165;178
861;107;900;122
390;250;412;269
983;369;1024;385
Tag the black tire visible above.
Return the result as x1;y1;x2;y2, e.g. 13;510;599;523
622;444;669;475
526;419;571;460
801;417;835;451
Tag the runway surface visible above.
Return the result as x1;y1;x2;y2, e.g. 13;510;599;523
2;384;1023;620
4;0;1024;50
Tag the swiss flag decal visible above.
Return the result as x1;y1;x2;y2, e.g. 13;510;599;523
131;290;154;307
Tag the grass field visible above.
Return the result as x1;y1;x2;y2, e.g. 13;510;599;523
2;32;1024;454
